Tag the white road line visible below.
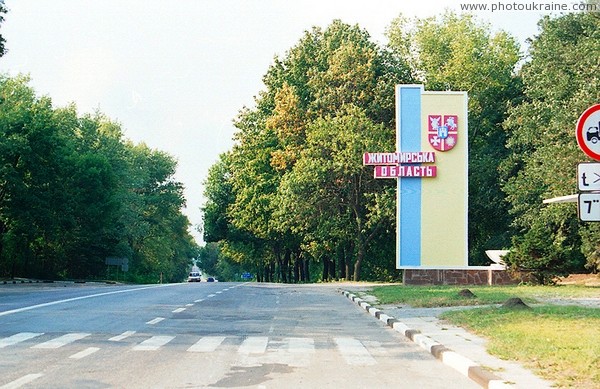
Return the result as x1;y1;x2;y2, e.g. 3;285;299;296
0;333;44;349
146;317;165;325
133;335;175;351
194;299;204;303
32;333;90;349
108;331;136;342
0;284;180;317
334;337;377;366
185;304;193;307
172;308;186;313
187;336;226;352
207;294;216;298
215;291;222;294
238;337;268;354
0;373;44;389
287;337;315;354
69;347;100;359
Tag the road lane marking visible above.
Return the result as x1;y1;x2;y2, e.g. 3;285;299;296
0;373;44;389
334;337;376;366
287;337;315;354
0;333;44;348
187;336;226;352
207;294;216;298
172;308;186;313
0;284;180;317
185;304;193;307
194;299;204;303
146;317;165;325
133;335;175;351
69;347;100;359
238;337;268;354
109;331;136;342
32;333;90;349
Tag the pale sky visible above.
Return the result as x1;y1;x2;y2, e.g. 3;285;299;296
0;0;567;244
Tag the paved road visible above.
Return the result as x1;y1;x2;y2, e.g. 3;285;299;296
0;282;479;388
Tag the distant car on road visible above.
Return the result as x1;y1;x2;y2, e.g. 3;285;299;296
188;272;201;282
206;277;215;282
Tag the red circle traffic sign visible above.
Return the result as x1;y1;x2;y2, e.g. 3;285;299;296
577;104;600;161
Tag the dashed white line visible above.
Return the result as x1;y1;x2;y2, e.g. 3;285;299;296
172;308;186;313
334;337;377;366
146;317;165;325
187;336;226;352
0;373;44;389
109;331;136;342
238;337;268;354
32;333;90;349
133;335;175;351
69;347;100;359
0;333;43;349
194;299;204;303
287;337;315;354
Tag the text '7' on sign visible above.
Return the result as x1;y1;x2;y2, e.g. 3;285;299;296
374;165;437;178
578;193;600;222
578;163;600;191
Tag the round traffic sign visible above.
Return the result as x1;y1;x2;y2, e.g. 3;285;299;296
576;104;600;160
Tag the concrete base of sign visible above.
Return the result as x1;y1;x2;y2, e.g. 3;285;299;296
402;268;519;286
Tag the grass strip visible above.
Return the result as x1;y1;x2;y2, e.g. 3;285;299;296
441;306;600;388
364;285;600;388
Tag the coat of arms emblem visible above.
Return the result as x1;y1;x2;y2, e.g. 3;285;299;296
428;115;458;152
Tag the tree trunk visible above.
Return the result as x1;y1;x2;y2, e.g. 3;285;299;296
303;259;309;282
337;244;346;280
353;243;366;282
284;249;291;283
322;256;329;282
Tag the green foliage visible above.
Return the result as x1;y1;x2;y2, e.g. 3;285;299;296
387;12;522;265
203;13;597;283
0;3;6;58
0;75;198;282
501;11;600;280
203;20;410;281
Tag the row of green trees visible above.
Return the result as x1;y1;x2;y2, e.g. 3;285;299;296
202;10;599;283
0;75;199;282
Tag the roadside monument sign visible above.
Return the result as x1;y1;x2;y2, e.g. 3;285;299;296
364;85;468;269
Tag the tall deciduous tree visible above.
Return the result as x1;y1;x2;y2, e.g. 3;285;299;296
501;11;600;280
0;75;198;281
203;20;410;281
386;12;522;264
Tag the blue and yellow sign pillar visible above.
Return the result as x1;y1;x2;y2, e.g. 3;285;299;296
365;85;469;272
397;85;468;269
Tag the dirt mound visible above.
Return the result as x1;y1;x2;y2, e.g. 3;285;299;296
458;289;477;298
502;297;531;310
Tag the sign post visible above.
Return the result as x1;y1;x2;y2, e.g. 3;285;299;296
576;104;600;222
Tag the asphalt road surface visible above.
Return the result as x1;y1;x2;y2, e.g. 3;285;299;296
0;282;479;389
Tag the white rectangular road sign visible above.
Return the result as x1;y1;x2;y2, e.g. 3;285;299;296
578;163;600;191
578;193;600;222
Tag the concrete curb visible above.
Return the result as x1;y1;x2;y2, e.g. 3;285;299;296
341;290;512;389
